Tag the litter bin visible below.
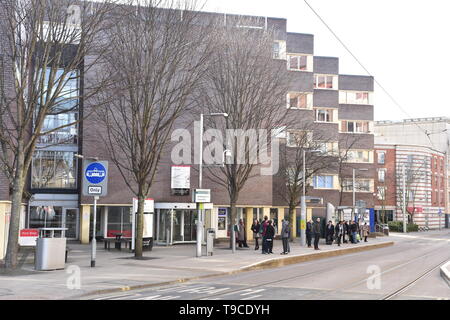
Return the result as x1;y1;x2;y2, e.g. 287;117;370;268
206;228;215;256
35;228;67;271
383;225;389;236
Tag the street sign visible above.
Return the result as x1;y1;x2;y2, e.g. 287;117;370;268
193;189;211;203
82;160;108;196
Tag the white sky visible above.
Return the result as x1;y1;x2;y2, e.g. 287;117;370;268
202;0;450;121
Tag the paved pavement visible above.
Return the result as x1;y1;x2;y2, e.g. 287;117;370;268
0;236;392;300
86;230;450;301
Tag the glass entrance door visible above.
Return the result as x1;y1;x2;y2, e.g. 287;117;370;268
63;208;79;240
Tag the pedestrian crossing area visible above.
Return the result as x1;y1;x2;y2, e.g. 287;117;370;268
91;284;268;300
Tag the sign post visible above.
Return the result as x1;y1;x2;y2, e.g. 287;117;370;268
82;160;108;267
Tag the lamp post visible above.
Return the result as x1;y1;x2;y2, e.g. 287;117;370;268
300;149;321;246
75;154;99;267
402;164;407;233
197;113;228;257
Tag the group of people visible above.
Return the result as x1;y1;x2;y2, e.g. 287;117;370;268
249;216;291;255
237;217;370;254
307;218;370;250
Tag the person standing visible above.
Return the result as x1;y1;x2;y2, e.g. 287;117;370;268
325;221;334;245
261;216;269;254
362;223;370;242
343;220;349;243
350;221;358;244
306;220;313;248
251;219;261;250
313;218;321;250
265;220;275;254
335;221;344;247
281;220;291;254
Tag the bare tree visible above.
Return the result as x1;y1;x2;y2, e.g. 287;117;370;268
397;155;429;225
197;19;291;250
0;0;115;269
336;134;362;208
95;0;213;258
277;122;336;240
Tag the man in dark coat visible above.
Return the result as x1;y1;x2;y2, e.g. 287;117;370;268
306;220;313;248
325;221;334;245
265;220;275;254
313;218;321;250
350;221;358;244
261;216;269;254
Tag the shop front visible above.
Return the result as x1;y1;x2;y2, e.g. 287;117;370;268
154;203;213;245
28;194;80;240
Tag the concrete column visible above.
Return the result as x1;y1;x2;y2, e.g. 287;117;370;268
0;202;11;259
245;207;253;241
262;207;270;220
277;207;285;235
80;205;91;244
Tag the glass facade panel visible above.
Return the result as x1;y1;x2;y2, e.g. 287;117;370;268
31;151;77;189
29;206;63;229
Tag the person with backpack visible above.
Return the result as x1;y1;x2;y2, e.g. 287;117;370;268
251;219;261;250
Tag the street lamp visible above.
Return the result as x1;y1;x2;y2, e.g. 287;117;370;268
75;153;99;267
300;148;321;247
353;168;369;223
197;113;228;258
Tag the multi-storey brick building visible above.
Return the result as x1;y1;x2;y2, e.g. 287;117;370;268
374;118;450;229
0;7;376;256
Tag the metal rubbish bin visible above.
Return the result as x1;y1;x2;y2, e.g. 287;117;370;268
206;228;215;256
383;225;389;236
35;228;68;271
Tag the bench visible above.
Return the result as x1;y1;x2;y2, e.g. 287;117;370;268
103;236;132;251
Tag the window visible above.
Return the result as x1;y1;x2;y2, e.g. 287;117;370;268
317;142;339;156
339;91;371;105
314;74;336;89
377;187;386;200
37;68;79;145
341;120;370;133
314;108;334;123
378;169;386;183
273;41;286;60
29;206;63;229
288;54;309;71
345;150;372;163
107;207;132;238
377;151;386;164
287;92;312;109
31;151;77;189
287;130;312;148
313;175;334;189
343;179;373;192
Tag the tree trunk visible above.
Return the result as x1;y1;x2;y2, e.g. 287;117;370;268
229;199;237;252
289;204;296;241
135;194;144;258
4;151;25;269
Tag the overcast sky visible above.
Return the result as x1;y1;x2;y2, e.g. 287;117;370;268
202;0;450;121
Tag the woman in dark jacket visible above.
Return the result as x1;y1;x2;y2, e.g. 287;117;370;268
251;219;261;250
265;220;275;254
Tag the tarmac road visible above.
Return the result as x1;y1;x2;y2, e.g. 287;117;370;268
88;231;450;300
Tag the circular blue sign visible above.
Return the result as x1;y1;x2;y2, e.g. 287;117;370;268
85;162;106;184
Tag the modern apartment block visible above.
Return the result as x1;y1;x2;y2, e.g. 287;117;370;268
374;117;450;229
0;6;376;256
